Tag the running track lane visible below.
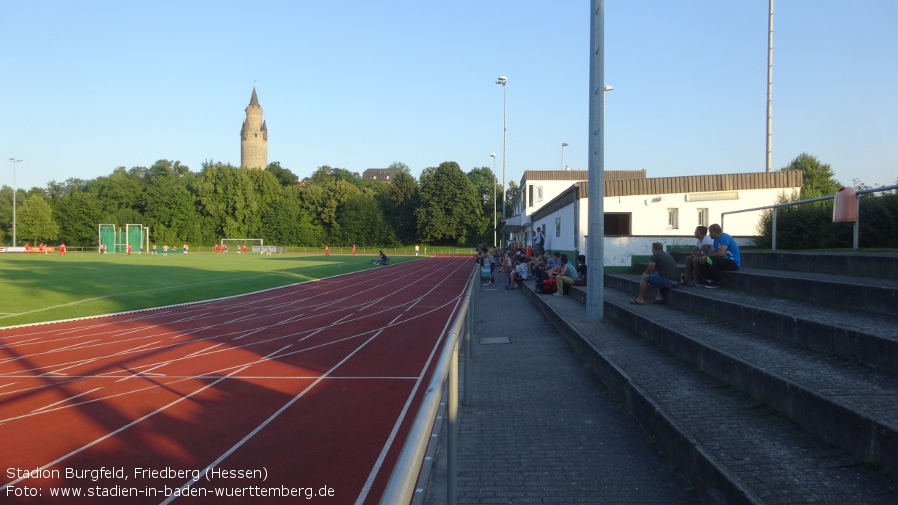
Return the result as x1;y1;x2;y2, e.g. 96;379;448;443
0;256;474;504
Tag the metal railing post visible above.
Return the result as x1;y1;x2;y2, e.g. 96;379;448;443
772;208;778;251
448;340;459;505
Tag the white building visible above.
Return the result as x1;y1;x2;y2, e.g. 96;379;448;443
501;169;803;268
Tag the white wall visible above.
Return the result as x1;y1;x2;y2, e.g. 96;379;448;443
531;187;785;266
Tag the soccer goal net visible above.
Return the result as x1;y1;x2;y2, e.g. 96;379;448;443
220;238;264;253
99;224;148;253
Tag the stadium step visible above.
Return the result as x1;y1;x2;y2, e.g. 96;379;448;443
522;251;898;504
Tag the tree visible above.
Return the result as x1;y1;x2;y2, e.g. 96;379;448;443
55;191;103;245
380;165;419;244
415;161;484;245
17;194;59;244
781;153;841;199
335;194;398;247
266;161;299;187
503;180;520;219
97;166;146;215
467;166;498;245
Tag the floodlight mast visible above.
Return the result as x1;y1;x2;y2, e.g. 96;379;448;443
495;76;507;236
490;153;497;248
9;158;21;247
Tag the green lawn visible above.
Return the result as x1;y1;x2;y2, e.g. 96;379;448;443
0;251;416;328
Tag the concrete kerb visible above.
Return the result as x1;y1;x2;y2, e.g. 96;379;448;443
520;285;757;505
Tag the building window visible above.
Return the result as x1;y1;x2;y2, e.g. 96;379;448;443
667;208;679;229
528;185;534;208
697;208;709;227
537;186;544;202
605;213;632;236
555;217;561;237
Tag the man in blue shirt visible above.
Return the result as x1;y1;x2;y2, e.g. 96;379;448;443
700;223;740;288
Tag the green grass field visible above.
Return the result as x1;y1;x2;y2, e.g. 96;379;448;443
0;251;417;328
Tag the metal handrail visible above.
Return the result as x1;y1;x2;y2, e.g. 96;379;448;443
720;184;898;250
378;267;476;505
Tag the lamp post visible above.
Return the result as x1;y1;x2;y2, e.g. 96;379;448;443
9;158;21;247
490;153;497;248
561;142;569;170
496;76;507;221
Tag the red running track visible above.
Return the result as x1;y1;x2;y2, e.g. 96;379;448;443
0;257;474;504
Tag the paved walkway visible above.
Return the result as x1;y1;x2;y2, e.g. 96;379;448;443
424;273;698;504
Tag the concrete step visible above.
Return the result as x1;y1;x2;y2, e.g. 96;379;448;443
670;251;898;280
638;258;898;317
604;273;898;374
523;283;898;504
567;277;898;479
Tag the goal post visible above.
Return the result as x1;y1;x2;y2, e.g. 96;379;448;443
220;238;264;253
99;224;148;253
125;224;147;253
99;224;115;253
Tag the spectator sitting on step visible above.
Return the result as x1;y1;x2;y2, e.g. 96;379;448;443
574;254;587;286
553;254;579;297
538;251;562;282
684;225;714;286
699;223;740;288
529;252;547;279
506;256;530;289
630;242;679;305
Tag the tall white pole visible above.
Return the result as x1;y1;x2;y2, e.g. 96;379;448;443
586;0;605;322
496;76;507;224
491;153;497;248
9;158;21;246
766;0;774;172
561;142;568;170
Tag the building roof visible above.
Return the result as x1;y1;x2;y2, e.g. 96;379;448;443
530;170;804;222
520;169;646;184
249;87;260;107
362;168;401;182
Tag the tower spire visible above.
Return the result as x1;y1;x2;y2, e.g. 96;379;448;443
240;86;267;169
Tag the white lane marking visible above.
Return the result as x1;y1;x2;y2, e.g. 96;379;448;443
32;387;102;413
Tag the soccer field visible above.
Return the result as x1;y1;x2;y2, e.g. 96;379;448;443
0;251;413;328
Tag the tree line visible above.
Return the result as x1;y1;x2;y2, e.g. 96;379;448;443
755;153;898;249
0;160;518;249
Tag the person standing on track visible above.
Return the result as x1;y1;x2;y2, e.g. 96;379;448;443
325;244;330;256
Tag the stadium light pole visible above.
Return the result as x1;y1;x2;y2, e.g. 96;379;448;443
496;76;507;222
490;153;497;248
561;142;569;170
9;158;21;247
766;0;774;172
586;0;605;323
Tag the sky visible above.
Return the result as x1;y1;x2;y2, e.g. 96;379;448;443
3;1;897;192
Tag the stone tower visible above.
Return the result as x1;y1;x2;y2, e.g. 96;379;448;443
240;87;268;169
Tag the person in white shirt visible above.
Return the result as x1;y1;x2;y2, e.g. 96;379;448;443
684;225;714;286
506;257;530;289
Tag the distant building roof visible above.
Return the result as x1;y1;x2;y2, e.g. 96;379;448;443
520;169;646;183
362;168;401;182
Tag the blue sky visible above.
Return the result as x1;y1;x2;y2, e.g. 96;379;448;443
3;1;896;192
